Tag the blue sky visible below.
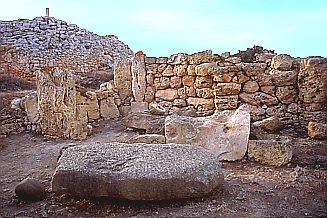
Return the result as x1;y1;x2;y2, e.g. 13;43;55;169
1;0;327;57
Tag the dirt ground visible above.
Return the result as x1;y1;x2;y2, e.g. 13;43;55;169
0;118;326;218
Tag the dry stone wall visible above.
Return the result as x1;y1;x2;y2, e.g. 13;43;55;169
126;48;326;127
0;17;133;85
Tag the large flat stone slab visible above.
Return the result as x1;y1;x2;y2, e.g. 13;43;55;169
165;108;250;161
52;143;224;200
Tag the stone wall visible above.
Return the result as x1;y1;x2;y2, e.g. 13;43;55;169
126;48;326;127
0;17;134;85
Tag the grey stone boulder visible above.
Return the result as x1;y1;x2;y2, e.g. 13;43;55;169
248;138;293;166
52;143;224;200
165;107;250;161
15;178;46;201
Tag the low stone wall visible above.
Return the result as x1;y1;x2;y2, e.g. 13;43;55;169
124;49;326;127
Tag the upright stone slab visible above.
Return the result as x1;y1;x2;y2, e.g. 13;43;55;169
52;143;224;200
165;107;250;161
36;67;89;140
114;61;133;105
131;53;147;102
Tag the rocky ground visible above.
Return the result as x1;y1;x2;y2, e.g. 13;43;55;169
0;118;326;218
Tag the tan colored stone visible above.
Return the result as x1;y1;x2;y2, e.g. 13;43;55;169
252;116;281;132
248;139;292;166
128;134;166;144
194;76;213;88
195;62;218;76
132;55;147;102
149;102;166;115
271;54;293;70
187;65;196;76
99;97;120;119
144;86;155;103
308;121;327;139
154;77;170;90
212;72;235;83
187;97;214;110
162;65;173;76
214;83;241;96
22;92;39;123
276;86;298;104
167;53;188;65
165;108;250;161
182;75;195;86
243;81;259;93
214;95;238;111
131;102;149;113
185;86;197;97
170;76;182;88
242;63;267;76
173;65;187;76
114;61;132;104
155;89;178;101
239;92;278;106
146;74;154;85
173;99;187;107
261;86;275;95
196;88;214;99
188;50;214;64
270;70;298;86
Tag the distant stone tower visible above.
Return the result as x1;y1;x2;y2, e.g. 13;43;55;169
46;8;49;17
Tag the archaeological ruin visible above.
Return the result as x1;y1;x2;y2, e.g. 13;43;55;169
0;15;326;216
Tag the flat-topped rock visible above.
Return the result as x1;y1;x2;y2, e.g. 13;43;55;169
52;143;224;200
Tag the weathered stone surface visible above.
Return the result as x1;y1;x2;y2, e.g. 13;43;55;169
15;178;45;200
187;97;214;110
195;63;218;76
173;65;188;77
252;116;281;132
100;97;120;119
167;53;188;65
242;81;259;93
155;89;178;101
239;92;278;106
131;102;149;113
132;54;147;102
271;54;293;70
11;98;22;110
196;88;214;99
52;143;224;200
162;65;174;76
128;134;166;144
36;68;89;139
270;70;298;86
261;86;275;95
188;50;214;65
248;139;293;166
114;61;133;104
122;113;165;131
214;83;241;95
242;63;267;76
22;92;39;123
149;102;166;115
298;57;327;125
154;77;170;90
170;76;182;88
214;95;238;111
308;121;327;139
194;76;213;88
165;108;250;161
276;86;298;104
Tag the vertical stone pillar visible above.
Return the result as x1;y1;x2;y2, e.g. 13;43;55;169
114;61;133;105
131;52;148;112
298;57;327;125
36;67;89;139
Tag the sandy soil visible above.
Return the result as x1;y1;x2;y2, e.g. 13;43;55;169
0;119;326;218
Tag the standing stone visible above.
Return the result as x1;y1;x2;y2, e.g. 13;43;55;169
52;143;224;200
36;67;88;140
165;108;250;161
132;53;147;102
114;61;133;105
21;92;39;123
